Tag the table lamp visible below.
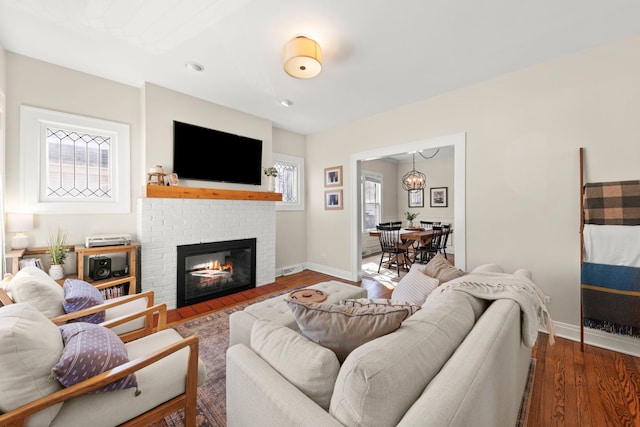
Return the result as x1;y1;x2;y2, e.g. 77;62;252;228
7;213;33;249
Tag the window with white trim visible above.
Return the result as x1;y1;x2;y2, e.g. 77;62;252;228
362;170;382;231
20;106;130;214
273;153;304;211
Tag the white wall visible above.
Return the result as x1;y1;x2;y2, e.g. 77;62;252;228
396;155;454;229
305;35;640;352
142;83;273;191
5;53;142;275
272;128;307;273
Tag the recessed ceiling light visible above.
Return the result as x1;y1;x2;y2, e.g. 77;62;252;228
280;99;293;107
185;61;204;72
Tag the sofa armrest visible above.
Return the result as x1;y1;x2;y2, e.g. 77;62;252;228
226;344;342;427
50;290;154;325
0;333;200;427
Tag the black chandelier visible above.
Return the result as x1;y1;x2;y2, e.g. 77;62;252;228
401;153;426;191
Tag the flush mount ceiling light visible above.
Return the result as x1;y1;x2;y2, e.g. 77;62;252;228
402;153;427;191
283;35;322;79
279;99;293;107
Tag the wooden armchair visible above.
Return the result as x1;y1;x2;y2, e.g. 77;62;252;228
1;267;155;342
0;302;205;426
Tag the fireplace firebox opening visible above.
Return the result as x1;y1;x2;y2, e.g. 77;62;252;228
177;238;256;308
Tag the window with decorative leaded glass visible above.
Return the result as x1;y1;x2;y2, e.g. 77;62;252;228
20;106;130;213
273;153;304;211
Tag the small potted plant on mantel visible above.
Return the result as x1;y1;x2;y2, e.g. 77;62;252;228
404;211;419;228
47;229;69;280
264;166;278;192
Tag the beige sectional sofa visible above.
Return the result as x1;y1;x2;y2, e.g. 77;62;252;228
227;264;547;427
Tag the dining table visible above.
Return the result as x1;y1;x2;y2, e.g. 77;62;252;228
369;227;453;264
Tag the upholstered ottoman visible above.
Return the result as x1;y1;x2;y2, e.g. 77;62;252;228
228;280;367;347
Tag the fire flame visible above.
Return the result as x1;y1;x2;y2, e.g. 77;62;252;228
206;259;233;274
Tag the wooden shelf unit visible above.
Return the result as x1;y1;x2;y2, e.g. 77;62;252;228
75;243;140;296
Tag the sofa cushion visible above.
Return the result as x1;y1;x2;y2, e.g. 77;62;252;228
341;298;422;316
391;265;439;305
423;253;467;283
6;266;65;318
329;291;477;427
0;303;65;426
53;322;138;393
287;300;410;363
250;319;340;410
63;279;105;323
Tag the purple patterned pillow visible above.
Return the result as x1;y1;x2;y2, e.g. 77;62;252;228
63;279;105;323
54;323;138;394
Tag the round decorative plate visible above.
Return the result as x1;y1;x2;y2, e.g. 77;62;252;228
288;288;328;303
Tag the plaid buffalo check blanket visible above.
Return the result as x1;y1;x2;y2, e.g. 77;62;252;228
582;180;640;336
583;180;640;225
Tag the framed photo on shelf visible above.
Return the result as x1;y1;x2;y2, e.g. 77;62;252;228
408;189;424;208
167;173;179;186
430;187;448;208
325;189;343;210
324;166;343;187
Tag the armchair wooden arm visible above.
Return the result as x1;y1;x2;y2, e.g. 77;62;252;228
0;334;200;427
50;290;154;325
100;303;167;342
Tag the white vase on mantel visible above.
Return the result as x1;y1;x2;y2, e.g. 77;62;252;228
267;176;276;192
49;264;64;280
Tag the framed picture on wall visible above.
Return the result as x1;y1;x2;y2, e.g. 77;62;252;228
324;166;343;187
430;187;448;207
408;189;424;208
325;189;343;210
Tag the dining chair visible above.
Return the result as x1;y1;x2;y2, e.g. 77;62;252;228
439;224;451;259
376;224;411;276
416;225;443;264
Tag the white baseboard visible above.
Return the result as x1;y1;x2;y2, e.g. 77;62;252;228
304;262;352;281
545;321;640;357
275;263;305;277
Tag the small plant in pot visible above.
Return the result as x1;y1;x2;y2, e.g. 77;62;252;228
264;166;278;191
47;229;69;280
404;211;419;228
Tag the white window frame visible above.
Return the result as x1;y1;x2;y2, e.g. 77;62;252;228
20;106;130;214
273;152;304;211
362;170;383;232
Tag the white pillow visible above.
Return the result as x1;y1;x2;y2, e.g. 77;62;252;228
0;303;65;425
6;267;65;318
391;267;439;306
250;319;340;410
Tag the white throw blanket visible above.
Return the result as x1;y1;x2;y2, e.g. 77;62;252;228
428;273;555;347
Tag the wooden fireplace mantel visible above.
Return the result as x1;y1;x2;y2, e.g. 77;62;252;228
144;185;282;201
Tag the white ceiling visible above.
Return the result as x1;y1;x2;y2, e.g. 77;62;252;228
1;0;639;136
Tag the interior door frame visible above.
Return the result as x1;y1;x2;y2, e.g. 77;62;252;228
349;132;466;282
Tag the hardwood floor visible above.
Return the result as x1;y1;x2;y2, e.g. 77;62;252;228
167;267;640;427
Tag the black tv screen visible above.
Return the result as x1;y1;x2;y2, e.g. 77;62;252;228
173;121;263;185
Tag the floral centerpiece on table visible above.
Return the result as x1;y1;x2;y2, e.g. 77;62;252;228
404;211;419;228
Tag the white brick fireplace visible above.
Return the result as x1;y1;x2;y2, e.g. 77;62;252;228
137;191;277;309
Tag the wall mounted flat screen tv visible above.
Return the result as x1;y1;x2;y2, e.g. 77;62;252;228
173;121;263;185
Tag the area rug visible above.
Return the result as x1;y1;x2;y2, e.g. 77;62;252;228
164;286;304;426
516;358;537;427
